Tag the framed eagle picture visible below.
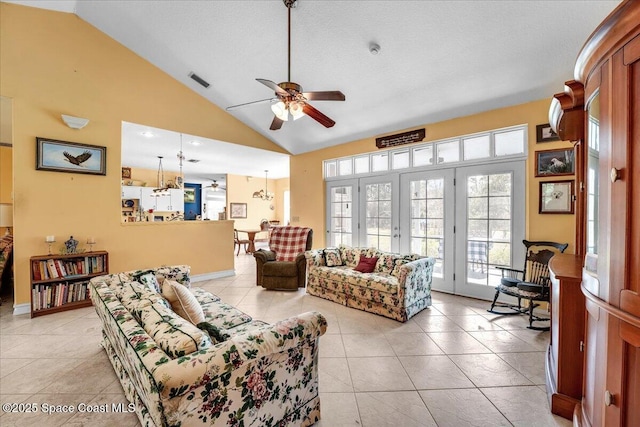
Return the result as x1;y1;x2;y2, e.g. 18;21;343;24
36;137;107;175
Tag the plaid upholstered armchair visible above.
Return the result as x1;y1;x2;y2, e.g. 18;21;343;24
253;226;313;290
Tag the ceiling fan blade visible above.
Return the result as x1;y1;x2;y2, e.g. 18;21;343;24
302;91;345;101
270;116;284;130
226;98;274;111
302;103;336;128
257;79;289;97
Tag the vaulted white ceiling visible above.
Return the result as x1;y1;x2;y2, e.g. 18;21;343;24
9;0;620;156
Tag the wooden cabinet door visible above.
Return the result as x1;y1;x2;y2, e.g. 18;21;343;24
614;32;640;427
582;31;640;427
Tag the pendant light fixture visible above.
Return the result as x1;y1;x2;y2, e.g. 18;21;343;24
176;133;185;189
152;156;170;196
252;170;274;201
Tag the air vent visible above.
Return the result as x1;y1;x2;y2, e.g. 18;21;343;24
188;72;210;88
187;159;200;163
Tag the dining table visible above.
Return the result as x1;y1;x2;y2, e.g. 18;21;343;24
236;229;267;253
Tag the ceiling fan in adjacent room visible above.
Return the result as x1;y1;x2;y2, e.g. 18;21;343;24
226;0;345;130
198;177;226;191
208;180;226;191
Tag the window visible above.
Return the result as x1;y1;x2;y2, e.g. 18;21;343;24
324;125;527;179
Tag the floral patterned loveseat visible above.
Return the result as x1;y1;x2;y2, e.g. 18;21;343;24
305;246;435;322
89;265;327;427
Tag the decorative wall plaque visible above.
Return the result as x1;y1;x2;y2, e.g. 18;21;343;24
375;128;425;149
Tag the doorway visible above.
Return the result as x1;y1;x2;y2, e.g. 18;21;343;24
325;160;525;298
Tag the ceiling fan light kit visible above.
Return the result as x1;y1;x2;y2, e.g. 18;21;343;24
226;0;345;130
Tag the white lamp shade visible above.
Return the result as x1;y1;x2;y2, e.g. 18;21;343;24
270;101;288;121
289;101;305;120
0;204;12;227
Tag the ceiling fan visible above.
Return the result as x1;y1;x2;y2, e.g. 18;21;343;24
208;180;226;191
226;0;345;130
200;178;226;191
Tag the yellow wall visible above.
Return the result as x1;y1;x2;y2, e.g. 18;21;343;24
0;146;12;203
1;3;289;307
226;174;279;233
291;99;576;252
274;177;290;225
123;166;180;188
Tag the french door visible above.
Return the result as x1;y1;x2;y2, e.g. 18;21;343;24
400;169;455;293
325;160;524;299
359;175;400;253
326;179;359;247
454;162;525;300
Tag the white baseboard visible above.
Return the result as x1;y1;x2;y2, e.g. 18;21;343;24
13;303;31;316
191;270;235;283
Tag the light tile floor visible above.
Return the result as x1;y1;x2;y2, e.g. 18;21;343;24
0;253;572;426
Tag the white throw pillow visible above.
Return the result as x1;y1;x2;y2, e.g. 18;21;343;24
162;280;205;324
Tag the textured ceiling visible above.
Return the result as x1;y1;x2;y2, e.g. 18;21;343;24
9;0;621;157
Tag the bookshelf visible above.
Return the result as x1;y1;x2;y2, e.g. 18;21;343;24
29;251;109;318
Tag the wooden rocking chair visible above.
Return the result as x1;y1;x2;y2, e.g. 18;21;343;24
488;240;568;330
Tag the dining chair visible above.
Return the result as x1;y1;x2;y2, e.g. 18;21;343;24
234;229;250;256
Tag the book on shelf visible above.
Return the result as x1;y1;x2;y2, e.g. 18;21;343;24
32;262;41;281
46;259;58;279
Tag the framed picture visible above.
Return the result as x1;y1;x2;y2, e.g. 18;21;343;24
536;123;560;143
184;188;196;203
535;148;575;177
229;202;247;219
36;137;106;175
121;167;131;179
539;180;574;214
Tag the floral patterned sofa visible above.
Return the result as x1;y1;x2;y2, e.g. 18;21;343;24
89;265;327;427
305;245;435;322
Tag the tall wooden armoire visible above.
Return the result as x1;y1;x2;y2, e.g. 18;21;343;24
549;1;640;425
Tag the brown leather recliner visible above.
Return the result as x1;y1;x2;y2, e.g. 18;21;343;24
253;227;313;290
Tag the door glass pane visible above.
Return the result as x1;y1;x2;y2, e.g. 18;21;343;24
411;200;426;218
409;177;444;278
365;182;393;251
330;186;352;246
436;140;460;164
466;173;513;287
463;135;490;160
494;129;525;156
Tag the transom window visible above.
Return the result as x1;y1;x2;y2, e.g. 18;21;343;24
324;125;527;179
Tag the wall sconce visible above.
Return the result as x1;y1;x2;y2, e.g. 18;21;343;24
0;203;12;236
61;114;90;129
